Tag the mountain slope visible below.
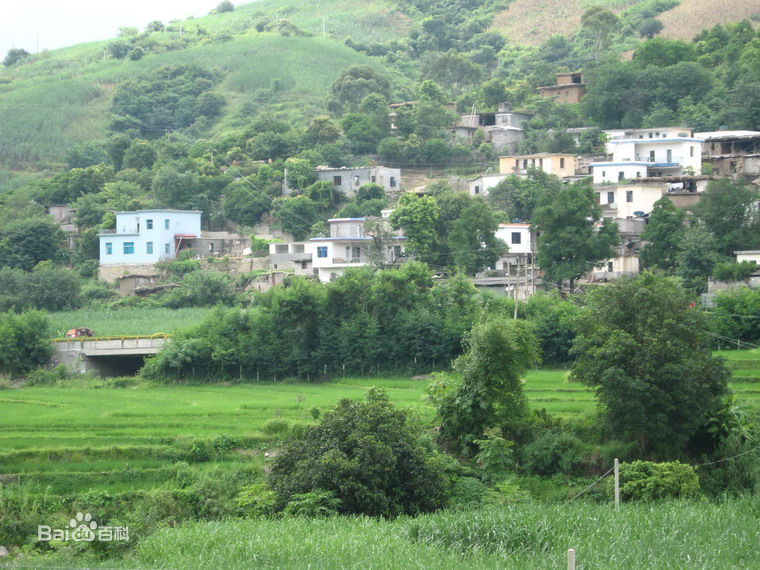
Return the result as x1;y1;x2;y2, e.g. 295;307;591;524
491;0;757;46
0;0;410;166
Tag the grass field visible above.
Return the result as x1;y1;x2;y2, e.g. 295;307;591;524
1;353;757;500
12;497;760;569
48;307;214;337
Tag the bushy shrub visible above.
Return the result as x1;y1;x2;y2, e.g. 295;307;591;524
447;477;487;509
712;261;757;282
283;490;341;517
235;483;277;517
269;389;449;517
261;419;291;437
520;430;586;476
612;460;700;501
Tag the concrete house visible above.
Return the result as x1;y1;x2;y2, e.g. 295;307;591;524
592;127;703;183
313;165;400;198
499;153;576;178
99;209;202;267
595;183;665;218
453;103;532;154
696;130;760;177
469;174;507;197
537;72;586;104
494;223;535;270
310;215;408;282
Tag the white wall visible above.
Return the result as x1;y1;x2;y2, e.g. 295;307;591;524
596;184;664;217
469;174;506;197
100;210;201;265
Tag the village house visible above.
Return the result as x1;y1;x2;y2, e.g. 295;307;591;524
592;127;703;183
594;182;665;218
537;72;586;104
452;103;532;154
590;218;645;282
696;130;760;178
493;223;535;270
469;173;507;197
309;214;408;282
99;210;202;265
312;165;401;198
499;153;577;178
98;209;254;283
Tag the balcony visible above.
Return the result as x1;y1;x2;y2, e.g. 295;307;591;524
332;257;368;265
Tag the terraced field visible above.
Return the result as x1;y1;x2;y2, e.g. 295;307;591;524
1;351;757;501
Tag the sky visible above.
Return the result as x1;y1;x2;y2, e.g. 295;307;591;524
0;0;235;56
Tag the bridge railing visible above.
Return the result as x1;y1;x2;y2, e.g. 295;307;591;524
51;333;172;343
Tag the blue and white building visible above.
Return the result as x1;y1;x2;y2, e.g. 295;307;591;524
591;127;703;183
99;210;202;265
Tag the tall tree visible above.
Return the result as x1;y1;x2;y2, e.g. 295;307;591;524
571;272;730;457
487;170;563;222
436;319;541;452
639;196;686;271
389;194;441;264
531;183;619;292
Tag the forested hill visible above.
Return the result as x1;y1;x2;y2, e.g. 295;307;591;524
0;0;756;172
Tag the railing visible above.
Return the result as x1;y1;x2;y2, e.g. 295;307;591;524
52;333;171;343
331;257;368;264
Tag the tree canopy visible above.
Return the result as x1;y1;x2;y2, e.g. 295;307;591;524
531;183;618;291
571;272;730;457
268;388;449;517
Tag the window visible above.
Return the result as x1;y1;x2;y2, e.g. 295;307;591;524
690;146;694;157
146;241;153;254
607;191;615;204
146;219;153;230
165;243;170;254
602;171;606;179
353;175;360;186
123;242;135;255
560;157;565;168
474;185;480;195
164;219;170;229
607;261;614;272
390;176;396;188
618;171;624;181
317;246;328;258
209;243;215;253
333;176;342;186
649;150;655;162
511;232;521;245
626;190;633;203
106;242;113;255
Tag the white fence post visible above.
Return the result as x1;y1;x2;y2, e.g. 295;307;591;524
614;457;620;510
567;548;576;570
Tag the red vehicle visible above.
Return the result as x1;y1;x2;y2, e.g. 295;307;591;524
65;327;94;338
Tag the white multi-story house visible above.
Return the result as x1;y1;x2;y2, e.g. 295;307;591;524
309;216;408;282
494;223;534;268
99;210;202;266
595;183;666;218
592;127;703;183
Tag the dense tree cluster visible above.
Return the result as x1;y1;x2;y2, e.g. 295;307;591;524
143;263;489;381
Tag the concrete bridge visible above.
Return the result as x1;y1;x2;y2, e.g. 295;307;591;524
52;335;169;376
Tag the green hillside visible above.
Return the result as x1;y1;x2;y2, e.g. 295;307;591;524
0;0;410;166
